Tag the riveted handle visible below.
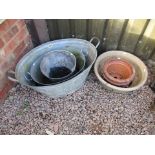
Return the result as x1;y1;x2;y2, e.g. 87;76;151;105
7;70;18;83
90;37;100;48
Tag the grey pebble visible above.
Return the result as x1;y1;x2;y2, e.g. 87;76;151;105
0;64;155;135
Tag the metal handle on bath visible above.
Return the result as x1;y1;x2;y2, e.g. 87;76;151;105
90;37;100;48
7;70;18;83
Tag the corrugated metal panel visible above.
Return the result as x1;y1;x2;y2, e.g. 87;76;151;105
135;19;155;59
118;19;148;53
46;19;59;40
88;19;106;40
57;19;70;38
46;19;155;60
70;19;87;39
103;19;126;51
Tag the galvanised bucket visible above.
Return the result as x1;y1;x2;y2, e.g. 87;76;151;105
40;50;76;82
8;37;100;98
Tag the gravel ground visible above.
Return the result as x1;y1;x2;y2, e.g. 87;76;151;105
0;68;155;135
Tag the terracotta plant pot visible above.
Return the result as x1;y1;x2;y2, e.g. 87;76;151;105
102;59;135;87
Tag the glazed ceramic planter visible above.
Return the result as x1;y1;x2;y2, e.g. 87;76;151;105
102;59;135;87
94;51;148;93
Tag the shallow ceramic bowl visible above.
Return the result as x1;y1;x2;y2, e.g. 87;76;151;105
94;50;148;93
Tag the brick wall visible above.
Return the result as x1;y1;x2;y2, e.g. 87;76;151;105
0;19;33;103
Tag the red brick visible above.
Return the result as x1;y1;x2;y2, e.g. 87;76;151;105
0;81;14;102
15;26;28;43
3;25;19;42
6;19;18;27
3;31;13;42
4;39;18;54
0;19;32;103
4;26;29;55
15;49;26;64
0;60;8;71
0;54;15;71
12;25;18;34
0;20;9;35
16;20;25;29
13;41;26;57
0;38;4;48
14;41;33;65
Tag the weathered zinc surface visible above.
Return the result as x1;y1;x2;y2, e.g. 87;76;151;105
45;19;155;60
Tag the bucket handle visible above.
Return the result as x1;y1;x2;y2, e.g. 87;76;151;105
7;70;18;83
90;37;100;48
